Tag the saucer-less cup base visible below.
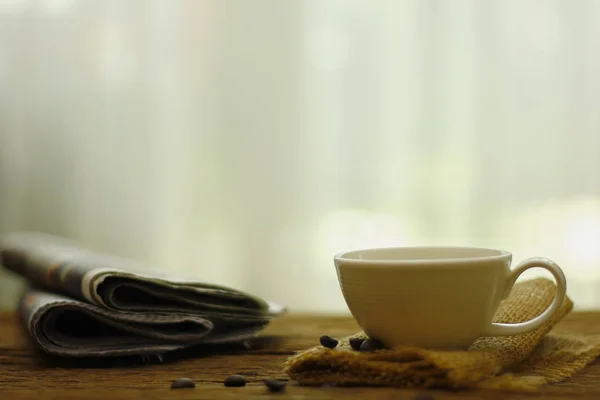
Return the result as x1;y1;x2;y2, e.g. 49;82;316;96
334;246;567;350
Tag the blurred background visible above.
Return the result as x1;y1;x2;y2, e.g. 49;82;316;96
1;0;600;312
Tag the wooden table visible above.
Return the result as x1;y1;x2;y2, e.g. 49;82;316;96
2;311;600;399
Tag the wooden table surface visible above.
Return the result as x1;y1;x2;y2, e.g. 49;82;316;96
2;311;600;400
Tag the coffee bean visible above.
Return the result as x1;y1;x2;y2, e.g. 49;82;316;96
264;379;287;392
359;338;385;352
224;374;247;387
349;337;365;351
170;377;195;389
319;335;338;349
413;393;435;400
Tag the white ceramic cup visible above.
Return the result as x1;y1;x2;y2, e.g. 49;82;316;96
334;246;567;350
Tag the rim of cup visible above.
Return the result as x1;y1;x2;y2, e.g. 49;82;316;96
334;246;512;266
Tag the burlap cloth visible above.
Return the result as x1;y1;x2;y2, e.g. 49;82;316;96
284;278;600;391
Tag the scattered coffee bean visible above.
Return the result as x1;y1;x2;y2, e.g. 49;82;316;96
413;393;435;400
349;337;365;351
359;338;385;352
319;335;338;349
170;377;195;389
264;379;287;392
224;374;247;387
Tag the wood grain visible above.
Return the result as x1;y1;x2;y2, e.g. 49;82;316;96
1;311;600;399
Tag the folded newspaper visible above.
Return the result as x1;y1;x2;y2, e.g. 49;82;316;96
0;232;285;358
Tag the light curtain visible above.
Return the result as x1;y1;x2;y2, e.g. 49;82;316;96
1;0;600;311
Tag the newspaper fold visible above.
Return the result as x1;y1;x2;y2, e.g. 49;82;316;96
0;232;284;358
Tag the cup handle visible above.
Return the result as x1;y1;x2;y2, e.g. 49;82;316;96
483;257;567;336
